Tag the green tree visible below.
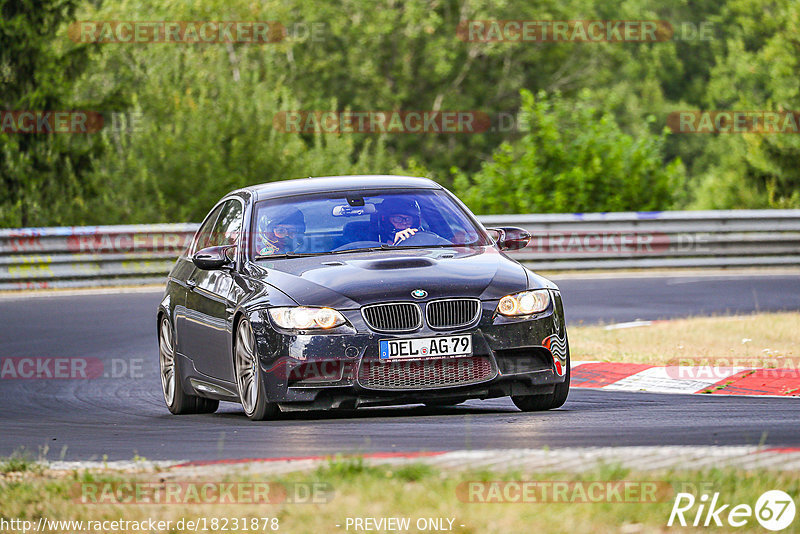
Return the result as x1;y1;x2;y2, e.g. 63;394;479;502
70;0;402;223
690;0;800;208
0;0;116;226
453;89;684;214
2;0;793;226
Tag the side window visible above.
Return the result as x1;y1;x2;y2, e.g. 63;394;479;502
192;204;225;254
208;200;244;247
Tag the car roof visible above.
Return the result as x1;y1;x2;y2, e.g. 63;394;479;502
241;175;441;202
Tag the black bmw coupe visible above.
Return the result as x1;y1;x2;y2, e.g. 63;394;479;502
157;176;570;420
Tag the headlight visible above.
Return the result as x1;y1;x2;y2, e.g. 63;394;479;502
268;307;347;330
496;290;550;316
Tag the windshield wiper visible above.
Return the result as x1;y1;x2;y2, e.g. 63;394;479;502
254;242;483;260
328;245;393;255
330;242;483;254
254;252;318;260
255;247;389;260
391;242;483;250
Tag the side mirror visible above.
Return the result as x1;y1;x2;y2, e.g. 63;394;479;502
192;246;235;270
485;227;531;251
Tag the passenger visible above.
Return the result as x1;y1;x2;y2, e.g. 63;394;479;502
378;197;422;245
255;206;305;255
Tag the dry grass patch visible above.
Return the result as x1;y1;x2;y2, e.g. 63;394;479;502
569;312;800;365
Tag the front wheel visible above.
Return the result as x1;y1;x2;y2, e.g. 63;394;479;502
159;316;218;415
234;319;280;421
512;350;570;412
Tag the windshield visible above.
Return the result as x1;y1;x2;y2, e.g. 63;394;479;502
250;189;489;258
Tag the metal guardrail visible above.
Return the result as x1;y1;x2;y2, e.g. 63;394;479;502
0;224;197;290
480;210;800;270
1;210;799;290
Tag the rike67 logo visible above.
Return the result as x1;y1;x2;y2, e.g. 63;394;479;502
668;490;796;531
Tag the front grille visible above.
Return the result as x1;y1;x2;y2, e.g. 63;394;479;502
426;298;481;329
357;355;494;390
362;303;422;332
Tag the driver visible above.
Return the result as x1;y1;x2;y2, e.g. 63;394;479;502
378;197;421;245
255;206;306;255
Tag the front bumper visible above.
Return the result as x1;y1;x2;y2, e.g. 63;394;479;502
249;292;568;410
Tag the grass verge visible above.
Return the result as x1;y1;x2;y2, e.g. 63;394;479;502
0;457;798;533
569;312;800;365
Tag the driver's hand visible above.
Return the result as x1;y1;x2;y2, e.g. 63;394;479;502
393;228;418;244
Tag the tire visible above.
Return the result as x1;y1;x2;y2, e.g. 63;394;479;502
511;350;570;412
159;315;219;415
234;319;280;421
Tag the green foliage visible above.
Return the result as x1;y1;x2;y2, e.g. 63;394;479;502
316;455;381;479
66;0;402;224
390;463;437;482
453;89;684;214
0;0;110;227
1;0;797;227
687;0;800;208
315;456;438;483
0;450;44;474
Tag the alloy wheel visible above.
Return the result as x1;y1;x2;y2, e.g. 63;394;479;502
235;320;259;415
158;317;175;406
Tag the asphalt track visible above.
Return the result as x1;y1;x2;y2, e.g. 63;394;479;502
1;272;798;461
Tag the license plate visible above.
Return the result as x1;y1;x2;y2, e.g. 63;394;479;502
379;335;472;359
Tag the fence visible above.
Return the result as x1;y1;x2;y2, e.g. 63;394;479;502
1;210;799;290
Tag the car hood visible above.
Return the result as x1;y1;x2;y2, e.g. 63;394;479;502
249;246;553;309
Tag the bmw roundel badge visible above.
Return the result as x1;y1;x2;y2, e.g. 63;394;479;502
411;289;427;299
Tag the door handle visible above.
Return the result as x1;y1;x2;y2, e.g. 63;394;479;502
186;279;197;290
